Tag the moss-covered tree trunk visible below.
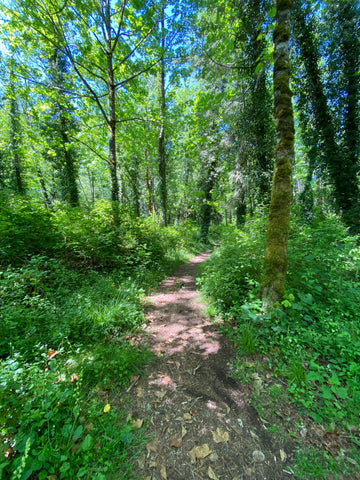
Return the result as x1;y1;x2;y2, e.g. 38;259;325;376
260;0;295;308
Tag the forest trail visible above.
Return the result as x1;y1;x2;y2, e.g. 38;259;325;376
124;251;296;480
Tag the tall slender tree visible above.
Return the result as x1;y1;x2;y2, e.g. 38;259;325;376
6;0;161;215
8;57;25;195
157;4;168;225
293;0;360;232
261;0;295;307
42;49;80;206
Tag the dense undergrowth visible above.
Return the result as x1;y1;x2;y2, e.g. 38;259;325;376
0;197;203;480
199;211;360;478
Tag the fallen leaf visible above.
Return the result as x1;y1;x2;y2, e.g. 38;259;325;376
189;444;212;462
136;387;144;398
146;439;160;454
132;418;144;429
160;465;167;479
47;350;57;359
85;423;94;431
212;427;229;443
208;466;218;480
138;454;146;469
209;452;219;462
250;430;259;440
47;476;57;480
183;413;192;420
149;460;157;468
103;404;111;413
347;457;358;466
280;449;287;462
175;361;181;368
169;434;182;448
181;426;187;438
252;373;264;389
71;443;80;453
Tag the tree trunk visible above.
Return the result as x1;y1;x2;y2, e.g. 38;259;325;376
59;108;79;206
158;8;168;226
200;157;217;242
260;0;294;308
37;167;51;208
9;61;25;195
104;0;120;221
293;0;360;232
9;95;25;195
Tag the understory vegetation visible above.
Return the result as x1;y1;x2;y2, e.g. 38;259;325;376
0;198;202;480
199;211;360;478
1;0;360;478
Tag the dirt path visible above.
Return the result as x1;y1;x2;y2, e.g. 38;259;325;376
127;252;295;480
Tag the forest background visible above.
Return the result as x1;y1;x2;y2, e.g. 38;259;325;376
0;0;360;478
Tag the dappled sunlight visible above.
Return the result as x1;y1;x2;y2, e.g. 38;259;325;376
143;252;222;356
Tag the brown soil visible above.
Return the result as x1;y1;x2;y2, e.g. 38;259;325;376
123;252;357;480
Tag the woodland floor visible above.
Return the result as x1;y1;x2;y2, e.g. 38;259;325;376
120;252;358;480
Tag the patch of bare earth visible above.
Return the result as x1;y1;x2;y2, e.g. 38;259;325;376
122;252;355;480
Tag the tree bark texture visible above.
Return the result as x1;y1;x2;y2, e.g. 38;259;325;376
105;0;120;208
261;0;294;308
158;9;168;226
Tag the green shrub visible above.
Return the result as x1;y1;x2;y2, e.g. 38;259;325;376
0;197;59;265
198;216;266;315
199;212;360;426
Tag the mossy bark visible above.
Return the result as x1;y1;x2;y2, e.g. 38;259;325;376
260;0;294;308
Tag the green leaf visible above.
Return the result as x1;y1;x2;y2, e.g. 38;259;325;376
335;387;348;400
309;411;323;423
79;434;93;451
306;371;323;382
254;62;264;75
72;425;83;440
269;7;276;18
319;387;333;400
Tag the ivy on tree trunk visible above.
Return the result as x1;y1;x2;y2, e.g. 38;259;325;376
261;0;294;308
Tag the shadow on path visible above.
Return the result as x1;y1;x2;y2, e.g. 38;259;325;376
127;252;295;480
